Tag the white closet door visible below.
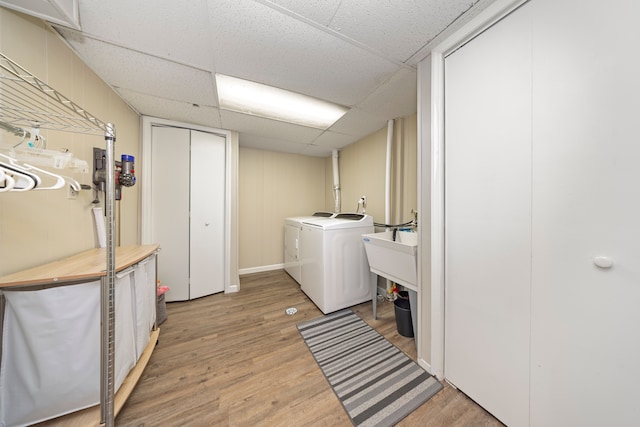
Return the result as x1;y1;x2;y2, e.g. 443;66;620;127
189;130;225;299
443;4;532;426
151;126;190;301
530;0;640;424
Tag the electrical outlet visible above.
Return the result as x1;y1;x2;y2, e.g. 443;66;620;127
67;185;78;200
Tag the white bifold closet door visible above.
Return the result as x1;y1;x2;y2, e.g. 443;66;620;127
150;126;225;301
189;130;225;299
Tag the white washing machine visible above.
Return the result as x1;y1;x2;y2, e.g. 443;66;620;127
284;212;334;284
300;213;375;314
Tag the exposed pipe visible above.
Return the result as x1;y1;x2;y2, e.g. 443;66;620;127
384;119;394;302
385;119;394;226
332;149;341;213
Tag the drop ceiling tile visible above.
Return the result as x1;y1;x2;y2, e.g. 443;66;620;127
45;0;495;156
55;29;216;106
406;0;500;65
208;0;400;106
301;144;334;157
328;107;389;137
328;0;477;63
116;88;222;128
73;0;214;69
357;68;417;119
219;110;323;144
262;0;342;26
239;133;313;155
310;130;359;149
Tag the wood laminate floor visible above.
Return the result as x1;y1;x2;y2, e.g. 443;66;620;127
116;270;503;427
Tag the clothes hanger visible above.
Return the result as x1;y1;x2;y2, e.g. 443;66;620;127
23;163;65;190
0;153;80;191
61;175;81;192
0;168;16;192
0;153;42;189
0;164;36;191
4;145;88;171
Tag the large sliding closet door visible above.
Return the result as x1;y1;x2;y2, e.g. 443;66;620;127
443;0;640;425
189;131;225;299
150;126;225;301
443;4;532;426
529;1;640;425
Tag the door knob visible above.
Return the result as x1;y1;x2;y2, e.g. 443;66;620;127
593;256;613;268
205;222;210;226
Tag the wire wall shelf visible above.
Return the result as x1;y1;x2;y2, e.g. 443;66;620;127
1;51;118;426
0;52;107;135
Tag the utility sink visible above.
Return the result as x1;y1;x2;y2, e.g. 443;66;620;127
361;231;418;291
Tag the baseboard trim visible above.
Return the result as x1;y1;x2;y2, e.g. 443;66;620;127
418;357;434;376
239;264;284;276
225;284;239;294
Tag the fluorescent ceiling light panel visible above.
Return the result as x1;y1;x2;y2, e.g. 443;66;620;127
216;74;348;129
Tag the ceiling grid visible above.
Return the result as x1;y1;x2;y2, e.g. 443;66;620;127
18;0;498;156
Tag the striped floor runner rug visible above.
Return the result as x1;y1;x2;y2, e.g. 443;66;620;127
297;309;443;427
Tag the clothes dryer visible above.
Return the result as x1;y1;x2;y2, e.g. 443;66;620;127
300;213;375;314
284;212;334;284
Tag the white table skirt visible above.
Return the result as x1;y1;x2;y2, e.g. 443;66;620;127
0;266;146;426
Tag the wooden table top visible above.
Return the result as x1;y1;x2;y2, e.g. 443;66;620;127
0;244;160;288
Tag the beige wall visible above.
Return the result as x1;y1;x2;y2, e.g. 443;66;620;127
326;115;418;305
239;114;417;272
0;9;140;276
238;147;326;270
327;127;387;219
327;115;418;226
393;115;418;224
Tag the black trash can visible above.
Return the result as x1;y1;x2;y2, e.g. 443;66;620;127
394;294;414;337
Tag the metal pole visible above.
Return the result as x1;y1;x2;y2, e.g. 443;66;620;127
100;123;116;427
